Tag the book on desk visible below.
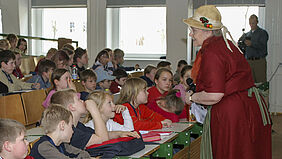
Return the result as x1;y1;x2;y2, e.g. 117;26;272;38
141;131;173;142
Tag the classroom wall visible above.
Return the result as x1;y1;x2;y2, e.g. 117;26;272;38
265;0;282;113
0;0;20;34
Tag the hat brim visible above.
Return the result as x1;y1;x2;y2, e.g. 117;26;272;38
183;18;222;30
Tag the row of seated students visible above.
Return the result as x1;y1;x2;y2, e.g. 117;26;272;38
0;64;193;158
1;37;194;158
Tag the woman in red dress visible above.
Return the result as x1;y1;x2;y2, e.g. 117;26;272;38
184;5;271;159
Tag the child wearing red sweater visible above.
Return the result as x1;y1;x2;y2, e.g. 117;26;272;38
147;68;173;104
114;77;172;131
147;89;186;122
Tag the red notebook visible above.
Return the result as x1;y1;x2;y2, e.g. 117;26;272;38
141;131;173;142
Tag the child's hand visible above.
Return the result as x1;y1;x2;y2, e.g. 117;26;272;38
120;131;140;138
85;100;99;114
115;105;126;114
161;119;172;128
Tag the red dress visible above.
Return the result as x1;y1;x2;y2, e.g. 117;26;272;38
196;36;271;159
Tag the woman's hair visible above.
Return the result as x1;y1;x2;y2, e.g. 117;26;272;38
95;49;109;62
74;47;87;63
83;91;112;123
160;89;184;115
41;104;73;134
154;67;173;81
180;65;193;77
212;29;222;37
116;77;147;105
16;38;27;53
51;68;68;89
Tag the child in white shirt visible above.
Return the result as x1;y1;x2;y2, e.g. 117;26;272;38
84;90;134;131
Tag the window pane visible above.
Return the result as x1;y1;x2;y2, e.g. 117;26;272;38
217;6;259;42
0;9;2;33
119;7;166;55
31;8;87;55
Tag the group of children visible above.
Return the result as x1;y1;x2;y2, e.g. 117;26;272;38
1;35;195;158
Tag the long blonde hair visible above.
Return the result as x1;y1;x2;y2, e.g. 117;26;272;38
83;90;112;123
116;77;147;106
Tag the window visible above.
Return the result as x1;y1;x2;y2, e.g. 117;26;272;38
31;8;87;56
217;6;259;42
107;7;166;59
0;9;2;33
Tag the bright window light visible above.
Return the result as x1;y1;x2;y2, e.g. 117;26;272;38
107;7;166;58
217;6;259;42
31;8;87;55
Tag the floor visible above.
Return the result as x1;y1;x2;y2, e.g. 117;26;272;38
272;114;282;159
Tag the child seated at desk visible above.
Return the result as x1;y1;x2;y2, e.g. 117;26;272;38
50;89;139;151
27;59;56;89
0;50;40;92
29;105;91;158
42;68;76;108
147;68;173;104
95;69;115;91
80;69;97;101
0;118;29;159
12;50;23;79
114;77;172;131
147;89;186;122
109;68;128;94
84;91;134;131
140;65;157;87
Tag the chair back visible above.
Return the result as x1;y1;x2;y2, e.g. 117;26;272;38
0;94;26;125
73;81;85;92
21;89;46;125
130;71;143;78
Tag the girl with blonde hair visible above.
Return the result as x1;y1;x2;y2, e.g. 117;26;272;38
84;90;134;131
114;77;172;131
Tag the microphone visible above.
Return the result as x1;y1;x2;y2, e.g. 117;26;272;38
186;78;196;92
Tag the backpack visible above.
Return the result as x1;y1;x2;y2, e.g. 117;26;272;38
86;137;145;158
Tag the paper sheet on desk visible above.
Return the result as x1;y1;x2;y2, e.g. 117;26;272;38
191;103;207;124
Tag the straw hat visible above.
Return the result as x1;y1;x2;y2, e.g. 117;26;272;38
183;5;223;30
183;5;243;53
